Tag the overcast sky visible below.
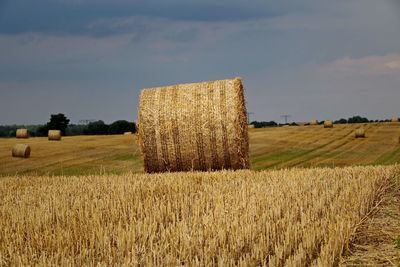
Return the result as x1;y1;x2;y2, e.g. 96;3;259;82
0;0;399;125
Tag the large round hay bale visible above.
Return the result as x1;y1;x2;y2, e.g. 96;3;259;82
12;144;31;158
138;77;249;173
355;128;365;138
16;129;29;139
309;119;318;126
391;117;399;123
48;130;62;141
324;120;333;128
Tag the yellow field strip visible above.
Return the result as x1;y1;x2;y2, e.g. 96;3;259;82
0;166;397;265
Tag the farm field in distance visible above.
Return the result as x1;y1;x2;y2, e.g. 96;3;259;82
1;123;400;176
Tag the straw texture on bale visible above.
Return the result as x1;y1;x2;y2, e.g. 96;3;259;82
48;130;62;141
16;129;29;139
12;144;31;158
324;120;333;128
309;120;318;126
391;117;399;123
355;128;365;138
138;77;249;173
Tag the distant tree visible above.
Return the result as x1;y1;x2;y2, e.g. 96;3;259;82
334;118;348;124
0;126;7;137
46;113;70;135
84;120;109;135
251;121;278;128
0;125;18;137
347;115;369;124
108;120;136;135
35;125;48;137
66;124;88;136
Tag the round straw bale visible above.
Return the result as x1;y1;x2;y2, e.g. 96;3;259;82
392;117;399;123
48;130;62;141
324;120;333;128
355;128;365;138
309;119;318;126
12;144;31;158
16;129;29;138
138;77;249;173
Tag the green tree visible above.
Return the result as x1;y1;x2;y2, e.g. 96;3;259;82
334;118;348;124
250;121;278;128
348;115;369;124
46;113;70;135
66;124;88;136
108;120;136;135
84;121;109;135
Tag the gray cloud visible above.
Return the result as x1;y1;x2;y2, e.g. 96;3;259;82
0;0;399;124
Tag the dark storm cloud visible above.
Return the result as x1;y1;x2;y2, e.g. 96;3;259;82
0;0;400;125
0;0;317;36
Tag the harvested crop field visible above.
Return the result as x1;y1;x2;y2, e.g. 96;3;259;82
0;166;399;265
1;123;400;176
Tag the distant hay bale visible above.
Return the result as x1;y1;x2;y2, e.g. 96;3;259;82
12;144;31;158
391;117;399;123
248;124;255;129
324;120;333;128
16;129;29;139
124;132;133;135
309;120;318;126
138;77;249;173
355;128;365;138
48;130;62;141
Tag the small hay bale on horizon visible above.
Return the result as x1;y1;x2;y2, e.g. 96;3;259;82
391;117;399;123
138;77;249;173
124;132;133;135
355;128;366;138
248;124;255;129
48;130;62;141
12;144;31;158
16;129;29;139
324;120;333;128
309;119;318;126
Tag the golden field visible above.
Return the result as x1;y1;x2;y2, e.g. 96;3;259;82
1;123;400;176
0;166;398;265
1;123;399;265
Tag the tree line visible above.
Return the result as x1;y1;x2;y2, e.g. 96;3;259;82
251;115;395;128
0;114;395;136
0;114;136;137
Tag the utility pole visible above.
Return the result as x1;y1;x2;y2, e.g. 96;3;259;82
247;112;254;124
280;114;292;124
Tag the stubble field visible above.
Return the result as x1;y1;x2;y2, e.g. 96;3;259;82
0;123;399;265
0;166;398;265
